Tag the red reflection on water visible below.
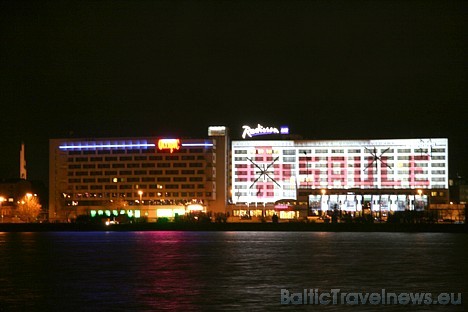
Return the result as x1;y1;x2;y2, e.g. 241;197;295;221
132;231;205;310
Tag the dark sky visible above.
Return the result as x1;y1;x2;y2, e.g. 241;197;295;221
1;0;467;184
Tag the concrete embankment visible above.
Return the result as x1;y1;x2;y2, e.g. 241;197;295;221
0;222;466;233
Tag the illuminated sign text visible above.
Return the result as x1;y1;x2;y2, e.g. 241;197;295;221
242;124;280;139
157;139;180;153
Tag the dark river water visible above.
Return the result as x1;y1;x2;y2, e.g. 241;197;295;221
0;231;466;311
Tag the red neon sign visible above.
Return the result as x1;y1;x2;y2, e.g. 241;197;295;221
157;139;180;153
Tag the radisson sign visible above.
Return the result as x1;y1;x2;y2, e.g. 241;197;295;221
242;124;288;139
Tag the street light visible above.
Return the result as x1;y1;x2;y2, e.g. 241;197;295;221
138;190;143;205
320;189;326;216
417;189;423;210
0;196;5;223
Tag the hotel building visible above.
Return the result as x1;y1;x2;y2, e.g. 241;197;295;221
230;136;449;220
49;128;229;222
49;124;449;222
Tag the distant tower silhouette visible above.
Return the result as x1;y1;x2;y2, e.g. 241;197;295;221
20;142;27;180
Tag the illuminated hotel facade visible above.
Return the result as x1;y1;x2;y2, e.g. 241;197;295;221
49;124;449;222
231;136;449;220
49;128;229;222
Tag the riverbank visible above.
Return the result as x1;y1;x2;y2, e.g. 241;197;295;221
0;222;466;233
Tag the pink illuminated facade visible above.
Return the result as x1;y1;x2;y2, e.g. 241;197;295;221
231;138;448;217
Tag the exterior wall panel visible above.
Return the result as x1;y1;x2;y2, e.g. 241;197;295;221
231;139;448;204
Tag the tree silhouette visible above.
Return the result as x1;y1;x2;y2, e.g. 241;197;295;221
16;194;42;222
105;198;129;211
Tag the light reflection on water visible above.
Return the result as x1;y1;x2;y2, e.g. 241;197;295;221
0;231;466;311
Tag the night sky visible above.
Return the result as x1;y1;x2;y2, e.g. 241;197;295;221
1;0;467;185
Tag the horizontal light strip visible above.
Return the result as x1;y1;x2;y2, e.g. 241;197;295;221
59;143;155;149
58;142;213;150
181;143;214;147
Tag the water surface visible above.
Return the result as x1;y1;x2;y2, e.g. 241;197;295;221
0;231;466;311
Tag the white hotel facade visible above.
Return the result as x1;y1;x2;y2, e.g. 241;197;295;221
49;124;449;222
231;133;448;219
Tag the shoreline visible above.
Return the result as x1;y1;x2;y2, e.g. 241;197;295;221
0;222;466;233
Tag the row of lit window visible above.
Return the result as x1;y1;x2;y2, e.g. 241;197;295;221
234;148;446;155
67;169;207;177
235;163;442;170
67;155;207;162
235;192;275;197
298;156;447;162
234;184;296;190
236;168;445;176
73;184;206;190
69;176;205;183
235;192;296;197
70;192;210;199
68;157;208;166
299;170;396;175
234;177;436;183
67;162;206;169
66;148;210;155
70;176;205;183
233;156;447;163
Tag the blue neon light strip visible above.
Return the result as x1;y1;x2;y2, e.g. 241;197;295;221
59;140;213;150
59;141;155;150
59;144;155;149
181;143;214;147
